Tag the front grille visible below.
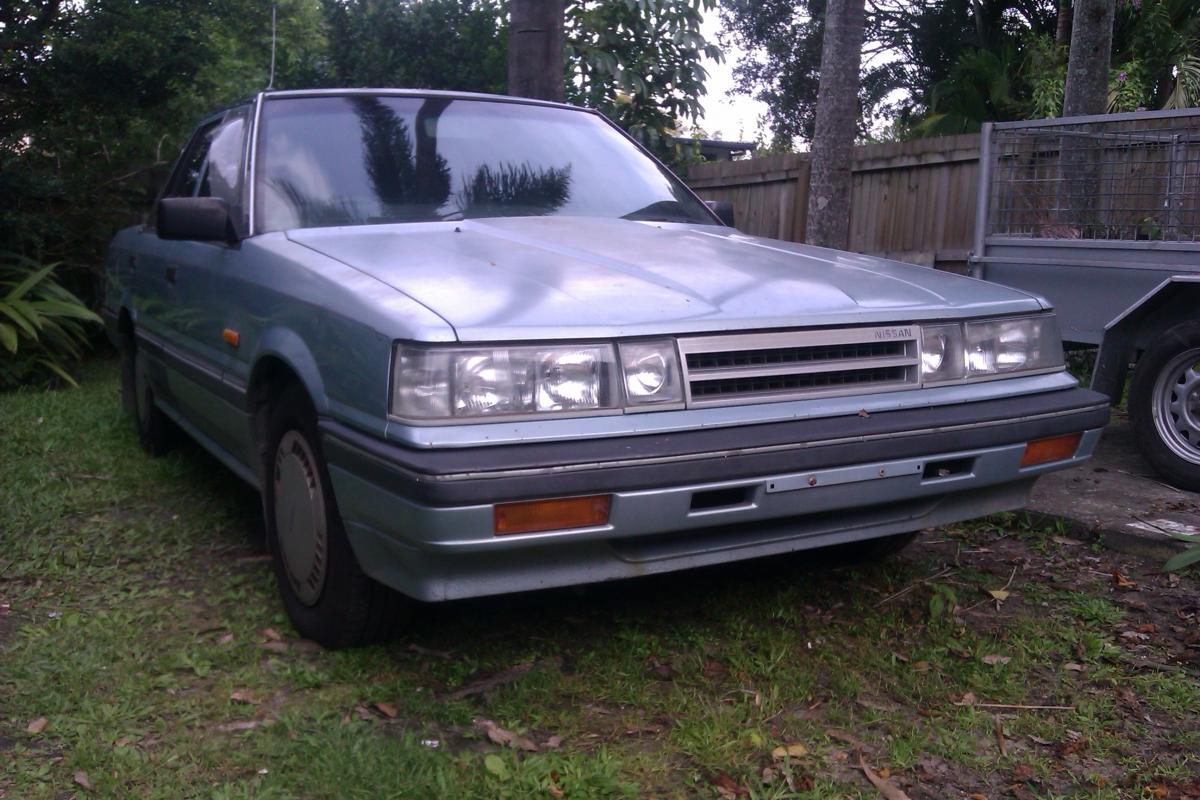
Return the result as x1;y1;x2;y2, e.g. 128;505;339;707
679;326;921;407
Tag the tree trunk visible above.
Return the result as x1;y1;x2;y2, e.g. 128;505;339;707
1055;0;1072;47
804;0;865;250
1062;0;1115;117
507;0;565;102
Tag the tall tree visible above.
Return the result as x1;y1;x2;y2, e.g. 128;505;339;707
1055;0;1072;45
1062;0;1115;116
508;0;565;101
805;0;865;249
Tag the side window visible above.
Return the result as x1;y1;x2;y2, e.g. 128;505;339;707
163;108;249;208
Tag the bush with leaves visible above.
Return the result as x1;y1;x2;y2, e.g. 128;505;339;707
0;253;101;389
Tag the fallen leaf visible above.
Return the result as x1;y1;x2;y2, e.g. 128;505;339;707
711;772;745;798
967;794;988;800
954;691;977;706
114;737;133;747
994;715;1008;757
1135;623;1158;634
74;771;93;791
542;735;563;750
858;755;911;800
547;780;564;798
217;633;234;645
1063;662;1085;672
261;628;283;641
373;702;398;719
256;641;289;654
1120;630;1150;641
230;690;259;705
407;643;453;660
215;719;267;733
771;742;808;759
988;589;1011;603
1012;763;1035;781
483;753;508;779
477;719;538;752
981;654;1011;666
1051;535;1082;546
25;716;47;734
1111;571;1139;591
912;660;931;673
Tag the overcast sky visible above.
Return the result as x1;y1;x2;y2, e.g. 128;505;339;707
694;9;769;144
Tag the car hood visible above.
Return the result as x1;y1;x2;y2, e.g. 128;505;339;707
287;217;1044;341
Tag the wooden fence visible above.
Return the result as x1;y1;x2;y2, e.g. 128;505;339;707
684;133;981;272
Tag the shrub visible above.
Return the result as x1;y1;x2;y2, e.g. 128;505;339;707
0;253;102;389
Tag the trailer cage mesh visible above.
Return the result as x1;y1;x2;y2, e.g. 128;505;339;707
985;110;1200;243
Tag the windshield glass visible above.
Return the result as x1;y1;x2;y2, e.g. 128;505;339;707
254;94;714;232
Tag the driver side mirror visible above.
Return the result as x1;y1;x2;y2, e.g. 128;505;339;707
704;200;737;229
157;197;239;243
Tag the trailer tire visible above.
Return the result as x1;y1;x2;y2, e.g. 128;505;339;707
1129;320;1200;492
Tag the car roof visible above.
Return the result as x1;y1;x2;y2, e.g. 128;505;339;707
257;88;588;114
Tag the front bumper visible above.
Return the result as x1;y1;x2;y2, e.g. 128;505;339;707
320;387;1109;601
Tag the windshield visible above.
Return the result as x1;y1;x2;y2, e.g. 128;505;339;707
254;94;715;232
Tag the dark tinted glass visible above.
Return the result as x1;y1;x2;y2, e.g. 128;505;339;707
255;95;714;232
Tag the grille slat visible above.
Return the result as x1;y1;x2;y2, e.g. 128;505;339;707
679;326;920;407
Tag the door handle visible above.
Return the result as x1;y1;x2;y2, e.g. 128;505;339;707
165;265;178;285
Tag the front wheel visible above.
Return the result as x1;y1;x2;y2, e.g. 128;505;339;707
263;385;412;648
1129;320;1200;492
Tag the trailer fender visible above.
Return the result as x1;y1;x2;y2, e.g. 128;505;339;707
1091;276;1200;404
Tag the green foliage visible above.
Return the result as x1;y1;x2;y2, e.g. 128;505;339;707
0;253;101;389
322;0;508;93
567;0;721;163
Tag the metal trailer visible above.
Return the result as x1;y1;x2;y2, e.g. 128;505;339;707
971;108;1200;491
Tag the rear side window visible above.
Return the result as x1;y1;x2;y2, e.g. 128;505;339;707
163;107;250;215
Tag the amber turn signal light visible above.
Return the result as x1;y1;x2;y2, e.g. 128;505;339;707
1020;432;1081;467
494;495;612;535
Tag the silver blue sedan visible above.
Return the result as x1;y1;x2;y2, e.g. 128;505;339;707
102;89;1109;647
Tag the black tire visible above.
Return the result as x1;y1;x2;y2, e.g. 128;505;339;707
121;330;177;456
263;384;412;648
1129;320;1200;492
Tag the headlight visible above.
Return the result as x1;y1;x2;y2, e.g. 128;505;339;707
920;323;965;383
922;314;1062;383
618;339;683;407
965;315;1062;377
393;344;618;419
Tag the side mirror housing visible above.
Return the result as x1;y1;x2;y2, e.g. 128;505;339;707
157;197;239;243
704;199;737;229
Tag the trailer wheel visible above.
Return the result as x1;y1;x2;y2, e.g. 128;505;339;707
1129;320;1200;492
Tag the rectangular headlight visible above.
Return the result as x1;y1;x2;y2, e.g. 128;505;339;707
965;315;1062;377
392;343;618;419
920;323;966;383
618;339;683;407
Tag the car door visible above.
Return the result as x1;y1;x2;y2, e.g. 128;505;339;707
136;106;251;459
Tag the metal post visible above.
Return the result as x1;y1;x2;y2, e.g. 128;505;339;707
970;122;993;279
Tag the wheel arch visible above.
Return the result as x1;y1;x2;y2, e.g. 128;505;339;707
1090;276;1200;405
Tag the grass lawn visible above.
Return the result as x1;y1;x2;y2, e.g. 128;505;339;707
2;358;1199;799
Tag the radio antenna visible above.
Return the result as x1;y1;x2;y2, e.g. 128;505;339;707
266;4;277;90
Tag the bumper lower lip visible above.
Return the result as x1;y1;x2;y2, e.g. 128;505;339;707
318;386;1110;506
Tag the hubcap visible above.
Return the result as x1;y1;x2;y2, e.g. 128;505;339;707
273;431;329;606
1152;347;1200;466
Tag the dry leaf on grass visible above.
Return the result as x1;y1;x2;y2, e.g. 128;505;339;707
988;589;1011;603
1063;662;1085;672
859;756;911;800
476;718;539;752
373;702;398;719
770;743;808;759
981;654;1011;666
256;641;289;654
261;628;283;641
230;690;259;705
26;716;47;734
446;660;548;700
1112;571;1139;591
73;771;93;791
711;772;746;798
214;719;269;733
